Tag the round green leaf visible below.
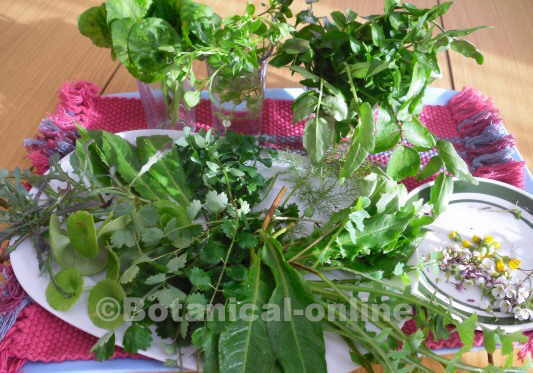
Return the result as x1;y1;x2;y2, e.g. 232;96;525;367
386;145;420;181
88;279;126;330
67;210;100;258
46;268;84;311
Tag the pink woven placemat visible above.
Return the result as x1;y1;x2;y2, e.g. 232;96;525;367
0;81;527;372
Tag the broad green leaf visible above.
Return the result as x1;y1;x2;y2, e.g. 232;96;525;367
110;18;137;72
417;156;443;180
483;329;497;354
106;248;120;281
50;215;108;276
46;268;84;311
430;173;453;216
436;140;477;184
106;0;153;23
403;62;427;102
290;66;320;82
91;332;116;361
370;23;385;47
67;210;100;259
292;92;317;123
451;39;484;65
322;94;348;122
218;253;276;373
78;5;112;48
205;191;228;214
402;117;436;151
97;215;131;240
123;324;153;353
456;314;478;354
427;1;453;21
127;18;179;82
340;102;374;178
88;279;126;330
386;145;420;181
283;38;310;54
262;238;327;373
304;117;335;163
373;106;400;153
385;0;400;13
330;11;347;28
141;227;164;245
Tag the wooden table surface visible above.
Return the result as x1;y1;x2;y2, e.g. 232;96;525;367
1;0;532;371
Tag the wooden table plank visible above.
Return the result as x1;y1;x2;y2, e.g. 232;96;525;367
443;0;533;165
0;0;119;169
104;0;452;94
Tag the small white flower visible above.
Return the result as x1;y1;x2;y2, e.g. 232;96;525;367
481;258;494;271
514;307;532;321
498;300;513;313
492;284;506;299
476;277;486;286
517;287;530;304
505;288;517;299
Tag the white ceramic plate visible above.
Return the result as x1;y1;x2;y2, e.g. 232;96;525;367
409;177;533;332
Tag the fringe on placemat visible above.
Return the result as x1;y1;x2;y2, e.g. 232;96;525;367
0;264;31;343
448;87;525;188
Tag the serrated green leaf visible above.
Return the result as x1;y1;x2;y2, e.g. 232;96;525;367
456;314;477;353
188;267;211;290
123;324;153;353
141;227;164;245
167;253;187;272
111;229;136;248
145;273;167;285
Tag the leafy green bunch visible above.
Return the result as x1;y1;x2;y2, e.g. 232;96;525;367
79;0;293;118
272;0;486;184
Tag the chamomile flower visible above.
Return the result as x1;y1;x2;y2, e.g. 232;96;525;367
462;240;473;249
496;260;506;273
505;288;517;299
472;235;481;244
484;235;494;245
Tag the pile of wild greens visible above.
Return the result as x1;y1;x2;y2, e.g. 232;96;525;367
272;0;486;182
1;128;530;372
1;0;527;372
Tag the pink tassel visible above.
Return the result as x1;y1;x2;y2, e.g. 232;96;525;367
473;161;525;189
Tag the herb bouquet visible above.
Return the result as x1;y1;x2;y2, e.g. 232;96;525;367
2;0;531;372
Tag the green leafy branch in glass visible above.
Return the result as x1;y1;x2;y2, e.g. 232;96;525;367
272;0;488;185
78;0;294;127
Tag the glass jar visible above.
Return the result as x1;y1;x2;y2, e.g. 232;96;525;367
208;61;267;136
137;79;196;131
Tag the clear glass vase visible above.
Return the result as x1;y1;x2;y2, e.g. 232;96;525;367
208;61;267;136
137;80;196;131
